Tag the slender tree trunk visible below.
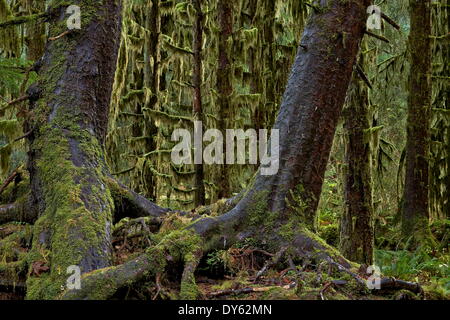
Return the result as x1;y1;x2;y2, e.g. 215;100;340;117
340;54;374;265
192;0;205;206
402;0;432;242
24;0;122;299
430;0;449;220
142;0;161;200
25;0;45;61
217;0;232;199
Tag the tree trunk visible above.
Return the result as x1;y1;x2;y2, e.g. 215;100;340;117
340;55;374;265
24;0;123;299
430;0;449;220
0;0;426;301
25;0;46;61
61;0;372;300
402;0;432;243
192;0;206;206
217;0;233;199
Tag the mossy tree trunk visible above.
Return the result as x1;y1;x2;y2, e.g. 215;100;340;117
430;0;449;220
192;0;206;206
24;0;123;299
402;0;433;243
4;0;419;301
61;0;373;300
340;53;374;265
216;0;232;199
25;0;46;61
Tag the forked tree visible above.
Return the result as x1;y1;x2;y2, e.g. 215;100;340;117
0;0;421;299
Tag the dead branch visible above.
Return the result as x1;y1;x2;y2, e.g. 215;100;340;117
356;64;373;89
320;282;333;300
0;197;36;225
0;166;20;196
254;246;287;282
365;30;390;43
381;12;400;30
48;30;71;41
208;282;296;298
0;13;48;29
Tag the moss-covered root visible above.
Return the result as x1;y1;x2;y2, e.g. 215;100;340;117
179;249;203;300
106;177;171;223
0;196;36;225
61;254;154;300
62;230;202;300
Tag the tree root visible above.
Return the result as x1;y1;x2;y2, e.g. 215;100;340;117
57;187;425;300
0;197;36;225
106;177;172;223
180;248;203;299
0;277;26;295
61;229;203;300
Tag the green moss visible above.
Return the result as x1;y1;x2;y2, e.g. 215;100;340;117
179;275;200;299
25;9;116;297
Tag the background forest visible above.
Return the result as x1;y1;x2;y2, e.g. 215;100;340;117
0;0;448;300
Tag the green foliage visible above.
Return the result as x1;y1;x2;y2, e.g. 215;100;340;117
375;248;450;299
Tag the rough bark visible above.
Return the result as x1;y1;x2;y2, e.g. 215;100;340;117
192;0;206;207
141;0;161;200
24;0;122;299
429;0;449;220
0;0;426;301
402;0;433;243
340;57;374;265
25;0;46;61
62;0;373;300
217;0;233;199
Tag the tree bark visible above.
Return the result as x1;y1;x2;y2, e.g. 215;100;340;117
24;0;122;299
429;0;449;220
61;0;372;300
192;0;206;206
217;0;233;199
191;0;371;250
340;55;374;265
5;0;394;300
402;0;432;243
25;0;46;61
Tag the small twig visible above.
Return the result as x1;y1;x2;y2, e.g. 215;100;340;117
152;273;163;300
365;30;390;43
320;282;333;300
381;12;400;30
0;166;21;196
5;95;29;107
137;217;152;247
208;282;296;298
356;64;373;89
13;130;33;142
48;30;71;41
254;247;287;282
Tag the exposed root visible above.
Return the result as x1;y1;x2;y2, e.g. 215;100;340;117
254;247;288;281
106;177;172;223
180;248;203;299
62;229;203;300
0;277;26;295
0;197;36;225
0;166;21;196
57;188;425;300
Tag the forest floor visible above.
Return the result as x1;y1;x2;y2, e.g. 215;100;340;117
0;216;448;300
